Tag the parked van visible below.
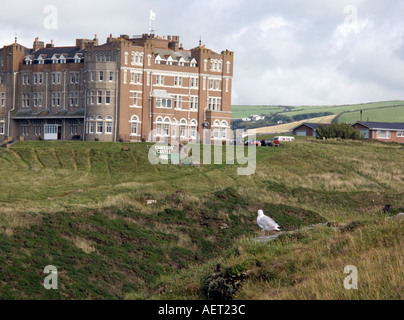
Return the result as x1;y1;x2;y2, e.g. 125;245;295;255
273;136;295;146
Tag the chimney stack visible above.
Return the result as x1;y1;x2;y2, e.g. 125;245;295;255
33;37;45;51
46;39;54;48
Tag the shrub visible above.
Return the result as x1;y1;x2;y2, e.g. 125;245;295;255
316;123;361;140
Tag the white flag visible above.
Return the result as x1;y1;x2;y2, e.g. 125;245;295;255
150;10;156;21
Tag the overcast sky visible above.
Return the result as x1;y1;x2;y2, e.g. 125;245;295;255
1;0;403;106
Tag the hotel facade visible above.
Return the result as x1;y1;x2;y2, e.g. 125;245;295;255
0;34;233;143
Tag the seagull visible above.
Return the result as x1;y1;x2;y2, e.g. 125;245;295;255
257;210;281;236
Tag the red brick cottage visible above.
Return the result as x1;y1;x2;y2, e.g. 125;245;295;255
292;123;330;137
351;121;404;143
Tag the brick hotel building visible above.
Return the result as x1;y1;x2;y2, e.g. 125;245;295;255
0;34;233;142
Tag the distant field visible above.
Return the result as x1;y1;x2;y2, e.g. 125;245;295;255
231;105;285;118
248;115;337;134
278;100;404;117
337;105;404;124
232;101;404;119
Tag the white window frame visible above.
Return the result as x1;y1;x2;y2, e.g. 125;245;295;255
1;93;5;107
0;120;5;135
105;116;113;134
163;118;170;136
96;116;103;134
213;120;220;139
105;91;111;105
156;117;163;136
130;115;140;136
376;130;391;139
190;120;197;139
97;91;103;105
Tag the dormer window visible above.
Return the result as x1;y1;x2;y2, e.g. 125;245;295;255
51;54;58;64
166;56;173;66
73;54;81;63
24;56;33;65
190;58;197;67
155;55;162;65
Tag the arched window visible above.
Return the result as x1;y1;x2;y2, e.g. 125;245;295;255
172;118;178;137
190;120;197;139
180;119;187;138
96;116;103;134
213;120;220;139
105;116;113;134
156;117;163;136
163;117;170;136
221;121;228;139
130;115;140;135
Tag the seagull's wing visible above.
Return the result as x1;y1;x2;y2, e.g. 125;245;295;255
258;215;280;230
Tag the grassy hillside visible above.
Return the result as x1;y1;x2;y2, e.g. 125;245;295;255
232;100;404;121
277;100;404;117
250;115;336;134
231;105;286;119
0;139;403;299
337;105;404;124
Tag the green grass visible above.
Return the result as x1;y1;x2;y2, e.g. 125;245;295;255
231;101;404;120
278;101;404;117
231;105;286;118
152;214;404;300
337;105;404;123
0;139;403;299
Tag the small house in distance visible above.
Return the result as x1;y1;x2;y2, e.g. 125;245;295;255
351;121;404;142
292;123;330;137
249;115;265;121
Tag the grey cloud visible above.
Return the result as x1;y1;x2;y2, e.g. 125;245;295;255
1;0;403;105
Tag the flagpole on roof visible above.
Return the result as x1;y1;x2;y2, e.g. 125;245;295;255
149;9;156;34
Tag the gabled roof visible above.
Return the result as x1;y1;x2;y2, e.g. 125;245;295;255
352;121;404;131
30;46;83;60
154;48;192;62
293;122;330;130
